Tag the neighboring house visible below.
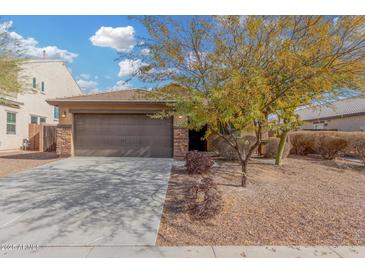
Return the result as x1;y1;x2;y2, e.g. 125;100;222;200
296;97;365;131
0;59;82;151
47;89;190;158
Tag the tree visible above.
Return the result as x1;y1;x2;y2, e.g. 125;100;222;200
265;16;365;165
129;16;365;186
0;21;23;95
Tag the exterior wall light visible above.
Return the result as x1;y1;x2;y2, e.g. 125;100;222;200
61;110;67;118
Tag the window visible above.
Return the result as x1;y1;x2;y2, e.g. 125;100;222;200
6;112;16;135
30;115;46;124
32;77;37;89
53;106;59;120
313;122;325;130
41;81;45;93
30;115;38;124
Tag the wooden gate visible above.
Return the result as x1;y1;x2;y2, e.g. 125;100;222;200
28;124;56;152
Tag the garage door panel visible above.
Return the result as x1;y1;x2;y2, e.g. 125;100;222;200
75;145;173;157
74;114;173;157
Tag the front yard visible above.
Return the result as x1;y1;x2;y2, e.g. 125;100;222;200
0;151;59;177
157;155;365;246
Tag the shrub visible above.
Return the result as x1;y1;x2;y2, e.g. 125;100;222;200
289;132;316;155
262;137;291;159
185;150;214;174
210;134;257;160
288;131;365;160
352;138;365;165
188;177;223;219
315;135;348;160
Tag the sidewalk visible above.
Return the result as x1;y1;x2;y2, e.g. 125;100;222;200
1;245;364;258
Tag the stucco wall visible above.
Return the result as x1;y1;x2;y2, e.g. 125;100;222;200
301;114;365;132
0;60;82;150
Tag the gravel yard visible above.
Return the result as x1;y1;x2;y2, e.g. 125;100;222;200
0;151;59;177
157;155;365;246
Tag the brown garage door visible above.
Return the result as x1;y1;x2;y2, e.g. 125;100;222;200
74;114;173;157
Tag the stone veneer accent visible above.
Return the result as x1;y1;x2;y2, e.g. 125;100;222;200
56;125;72;157
173;127;188;159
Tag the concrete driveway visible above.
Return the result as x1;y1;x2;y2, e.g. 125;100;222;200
0;157;172;246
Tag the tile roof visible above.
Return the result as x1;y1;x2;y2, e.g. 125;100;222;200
47;89;173;104
296;97;365;120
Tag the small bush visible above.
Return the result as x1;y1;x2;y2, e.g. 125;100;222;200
185;151;214;174
289;132;316;155
315;135;348;160
352;138;365;165
288;131;363;160
188;177;223;219
262;137;291;159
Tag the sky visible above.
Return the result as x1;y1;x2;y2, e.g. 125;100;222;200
0;15;154;93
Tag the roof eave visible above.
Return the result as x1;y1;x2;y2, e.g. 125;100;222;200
46;99;176;106
0;97;24;106
302;111;365;121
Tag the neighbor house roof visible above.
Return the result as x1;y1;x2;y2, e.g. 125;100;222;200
296;97;365;121
47;89;175;105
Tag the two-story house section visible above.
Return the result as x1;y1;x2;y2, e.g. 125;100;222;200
0;59;82;151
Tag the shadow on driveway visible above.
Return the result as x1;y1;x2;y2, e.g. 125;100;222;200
0;157;172;246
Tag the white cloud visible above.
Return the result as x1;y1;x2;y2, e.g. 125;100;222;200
110;80;131;91
141;48;150;56
90;26;135;52
0;21;78;63
118;59;146;77
79;73;90;80
77;79;98;92
76;74;98;93
0;21;12;32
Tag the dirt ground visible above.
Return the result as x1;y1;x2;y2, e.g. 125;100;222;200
0;150;60;177
157;155;365;246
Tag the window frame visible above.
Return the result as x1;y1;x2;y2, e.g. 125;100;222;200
313;122;325;130
53;106;60;121
32;77;37;89
41;81;45;93
6;111;16;135
30;115;39;124
39;117;46;124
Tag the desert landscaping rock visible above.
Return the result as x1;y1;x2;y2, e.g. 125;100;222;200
157;155;365;246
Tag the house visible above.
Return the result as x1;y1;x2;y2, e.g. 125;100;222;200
46;89;191;158
296;97;365;131
0;59;82;151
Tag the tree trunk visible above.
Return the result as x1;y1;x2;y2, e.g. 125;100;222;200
257;131;263;156
210;125;262;188
275;130;289;165
240;161;248;187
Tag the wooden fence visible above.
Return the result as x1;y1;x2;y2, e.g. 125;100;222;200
28;124;57;152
